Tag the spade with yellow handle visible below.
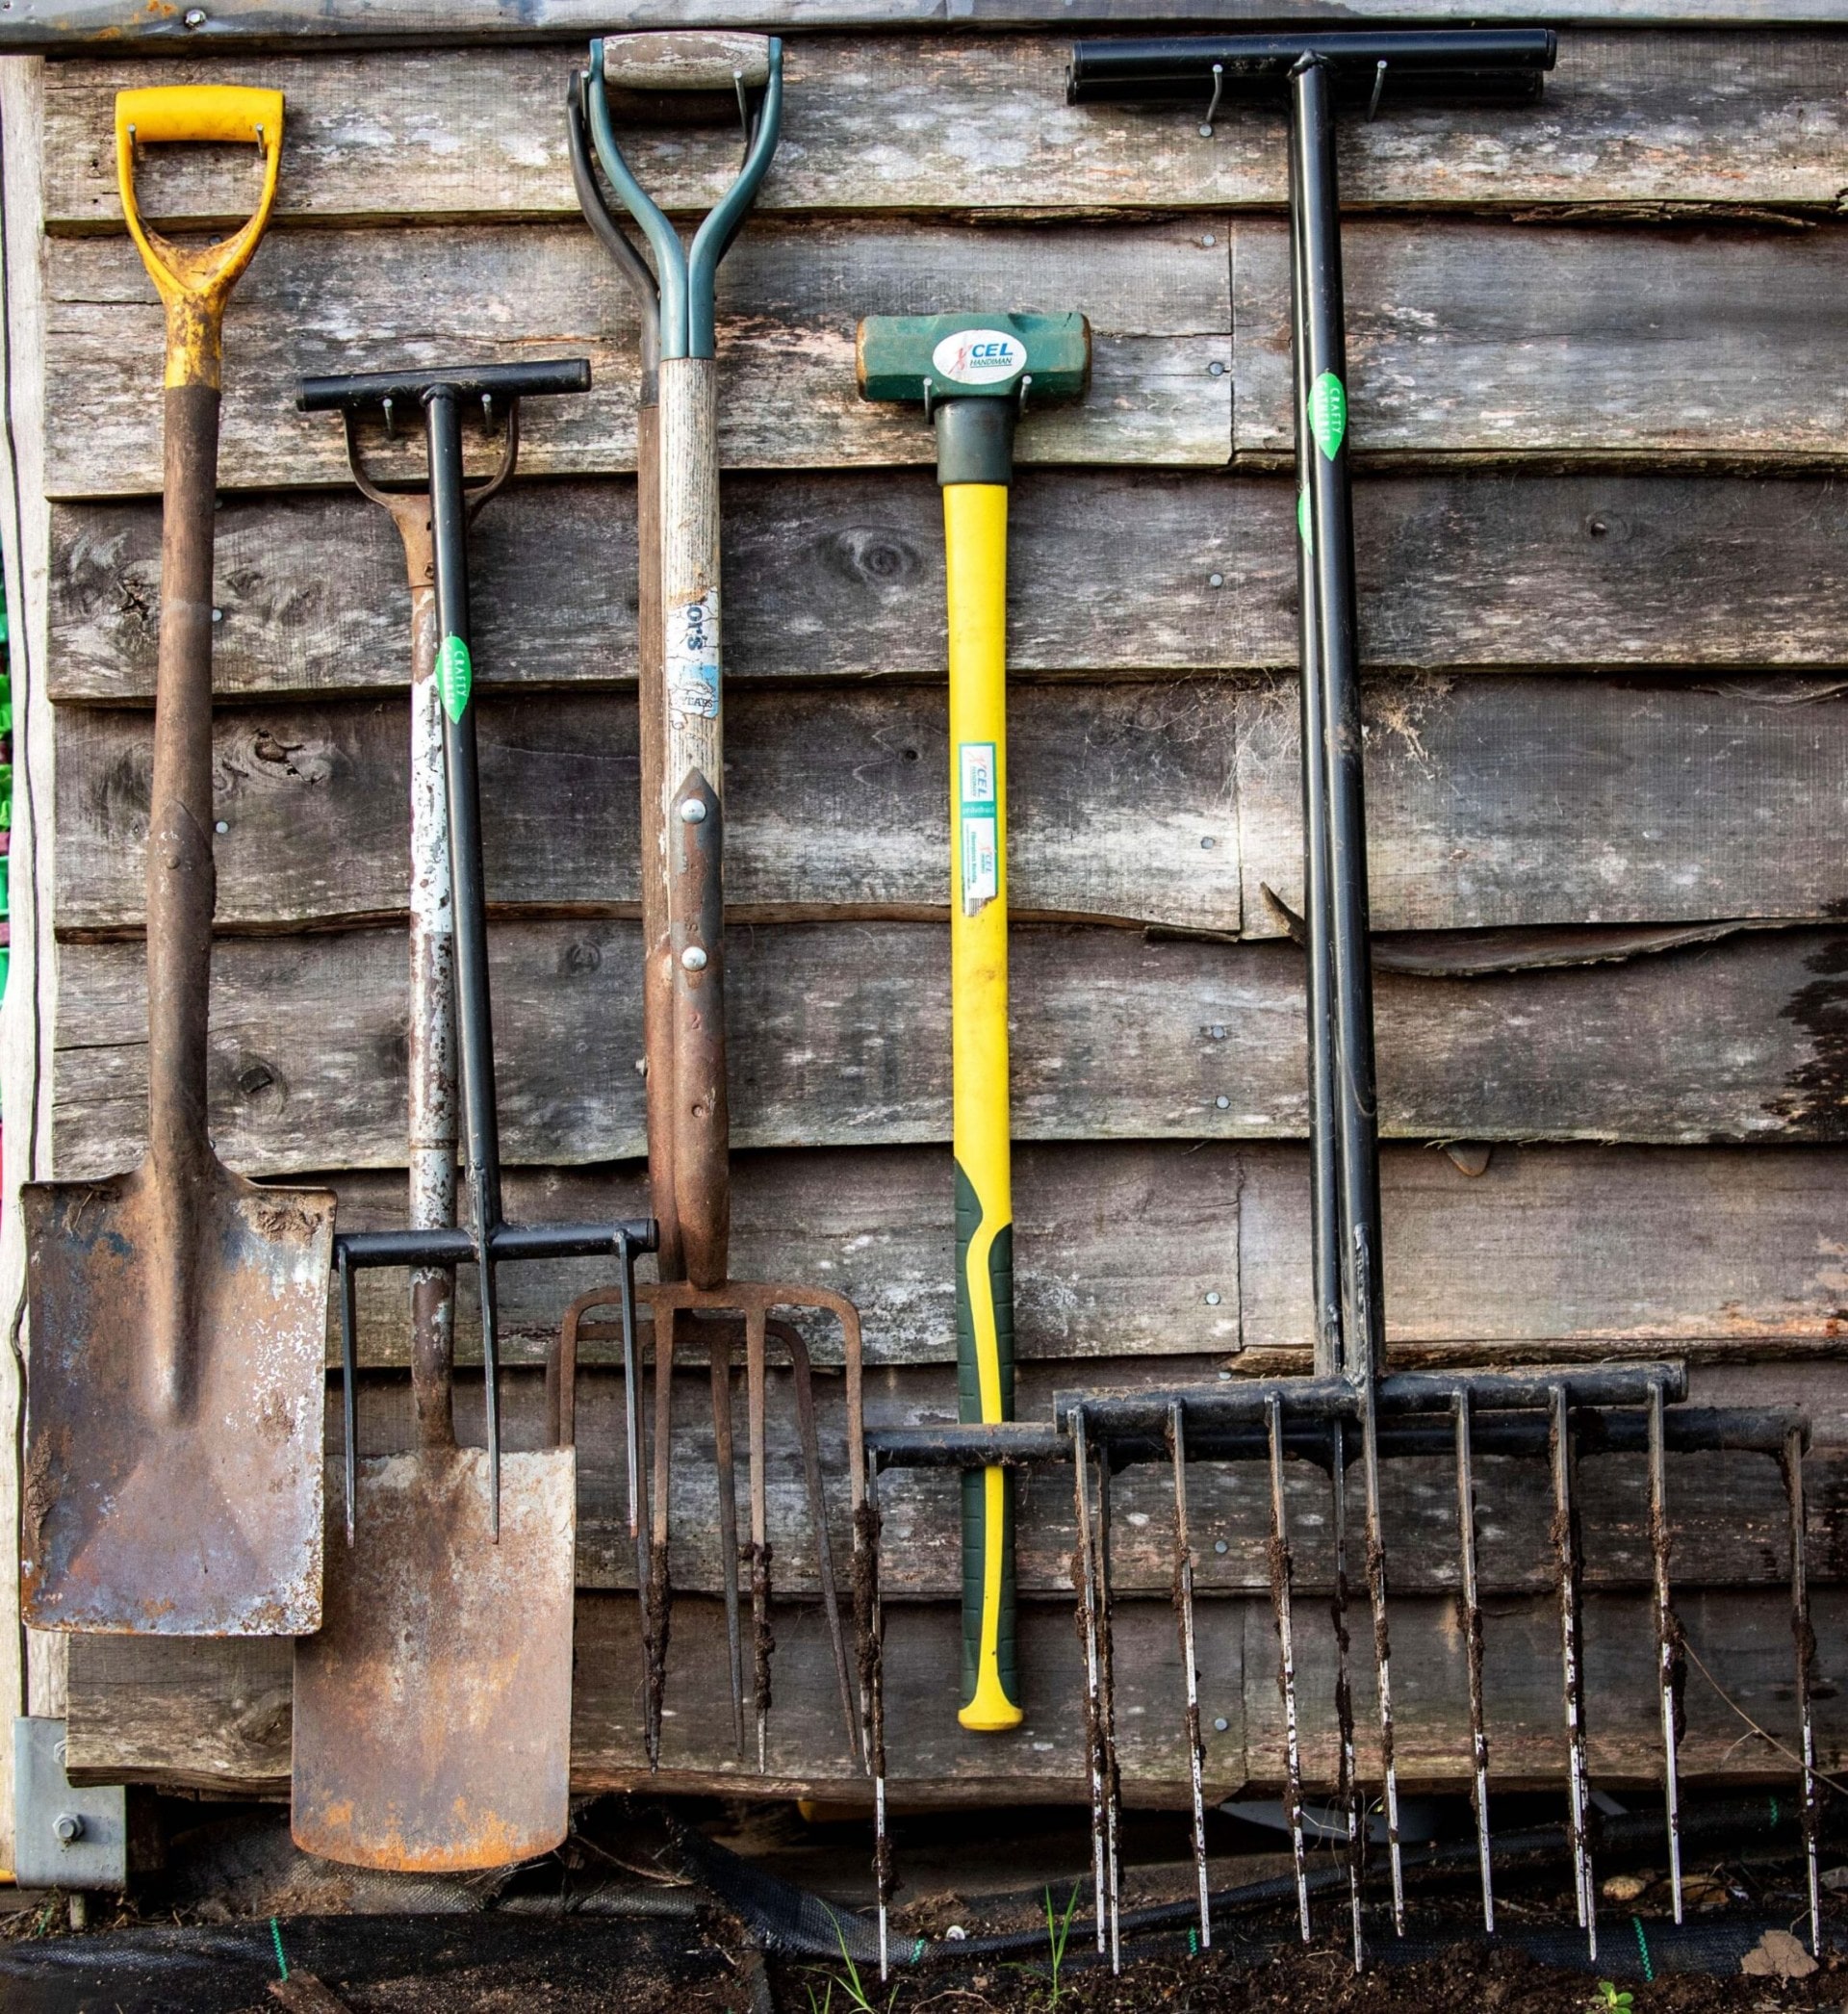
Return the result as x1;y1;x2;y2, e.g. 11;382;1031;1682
857;313;1090;1730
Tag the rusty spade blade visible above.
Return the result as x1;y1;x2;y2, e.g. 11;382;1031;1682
22;88;336;1638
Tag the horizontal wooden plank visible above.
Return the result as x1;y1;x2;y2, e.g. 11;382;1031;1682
64;1584;1848;1805
7;5;1841;56
39;35;1848;228
46;920;1848;1175
297;1140;1848;1372
52;675;1848;939
47;471;1848;708
1231;219;1848;464
376;1358;1839;1599
42;219;1227;499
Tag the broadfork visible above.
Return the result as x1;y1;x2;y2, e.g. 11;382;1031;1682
563;31;864;1778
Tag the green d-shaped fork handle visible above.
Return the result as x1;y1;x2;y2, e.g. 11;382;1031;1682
585;37;783;361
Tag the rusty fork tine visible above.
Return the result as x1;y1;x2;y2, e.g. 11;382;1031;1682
1647;1378;1683;1925
1096;1445;1122;1976
746;1304;773;1771
1550;1383;1596;1960
1166;1402;1211;1951
1266;1394;1311;1944
782;1320;860;1763
1452;1389;1493;1937
1071;1406;1108;1956
1358;1382;1404;1935
1785;1424;1821;1958
645;1302;678;1773
1330;1418;1363;1974
860;1459;891;1981
708;1318;745;1759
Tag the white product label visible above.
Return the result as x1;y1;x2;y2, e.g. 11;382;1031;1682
666;591;720;719
932;328;1026;389
958;741;999;916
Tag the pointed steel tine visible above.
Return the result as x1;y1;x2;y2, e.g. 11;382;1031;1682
1167;1402;1212;1951
1785;1425;1821;1958
745;1304;772;1772
338;1245;359;1549
629;1305;653;1713
645;1301;678;1772
861;1459;892;1982
1096;1446;1122;1976
1646;1378;1683;1925
783;1321;860;1762
1071;1406;1108;1956
708;1319;746;1758
1358;1382;1404;1934
1266;1394;1312;1944
1550;1383;1596;1959
1452;1388;1493;1937
1329;1418;1363;1973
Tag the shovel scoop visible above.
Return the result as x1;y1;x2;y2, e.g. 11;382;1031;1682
22;87;337;1637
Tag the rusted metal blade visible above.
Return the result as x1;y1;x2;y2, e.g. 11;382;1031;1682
293;1447;575;1871
22;1162;334;1636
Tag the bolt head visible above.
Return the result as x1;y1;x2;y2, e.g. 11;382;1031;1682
1213;1717;1230;1734
1208;361;1226;377
680;945;707;972
1214;1095;1230;1110
1208;573;1223;588
1214;1538;1229;1555
215;819;229;834
53;1813;84;1844
211;607;223;622
680;798;707;824
183;6;207;22
1204;1290;1222;1307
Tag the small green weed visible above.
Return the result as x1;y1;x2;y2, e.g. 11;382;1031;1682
802;1908;898;2014
1593;1983;1635;2013
1005;1882;1084;2010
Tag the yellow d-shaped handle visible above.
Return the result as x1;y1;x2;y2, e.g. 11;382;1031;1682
116;86;284;389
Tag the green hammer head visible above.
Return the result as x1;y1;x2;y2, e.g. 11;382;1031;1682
856;311;1091;408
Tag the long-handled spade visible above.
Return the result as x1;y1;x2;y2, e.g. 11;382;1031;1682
22;87;338;1638
564;32;865;1779
290;362;655;1872
856;315;1090;1732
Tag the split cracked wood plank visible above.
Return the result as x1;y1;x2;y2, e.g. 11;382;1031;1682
41;219;1227;498
303;1142;1848;1370
51;675;1848;939
46;920;1848;1178
364;1356;1841;1598
64;1583;1848;1803
50;470;1848;707
38;34;1848;228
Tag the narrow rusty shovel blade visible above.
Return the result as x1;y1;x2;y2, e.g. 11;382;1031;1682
292;1447;576;1872
20;1159;334;1636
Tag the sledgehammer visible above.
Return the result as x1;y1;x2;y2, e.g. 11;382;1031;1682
857;313;1090;1730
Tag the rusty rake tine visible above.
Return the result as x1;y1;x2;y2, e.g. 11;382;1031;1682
338;1244;359;1549
1097;1447;1123;1976
1359;1383;1404;1934
1647;1378;1683;1925
860;1460;891;1981
1329;1419;1363;1973
644;1304;679;1772
1786;1425;1821;1957
784;1323;860;1763
1452;1389;1493;1937
1550;1384;1596;1959
1167;1403;1211;1951
746;1305;773;1772
1071;1406;1108;1956
629;1309;653;1722
1266;1395;1312;1944
708;1321;746;1759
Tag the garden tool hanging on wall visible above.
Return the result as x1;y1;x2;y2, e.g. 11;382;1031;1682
1064;26;1821;1974
289;361;655;1871
856;313;1090;1731
563;33;865;1778
21;87;339;1638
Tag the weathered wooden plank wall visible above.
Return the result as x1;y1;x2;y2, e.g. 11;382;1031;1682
2;14;1842;1812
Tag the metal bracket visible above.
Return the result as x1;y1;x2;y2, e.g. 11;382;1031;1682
12;1717;127;1890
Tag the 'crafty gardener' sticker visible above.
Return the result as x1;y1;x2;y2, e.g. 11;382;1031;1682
437;634;473;722
667;591;720;720
1308;372;1347;461
934;329;1026;389
959;741;999;917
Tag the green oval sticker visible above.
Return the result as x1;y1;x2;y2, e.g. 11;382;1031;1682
437;634;473;723
1308;372;1347;462
1297;487;1313;551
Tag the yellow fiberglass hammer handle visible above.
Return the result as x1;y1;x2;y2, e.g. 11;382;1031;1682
116;86;284;390
858;311;1090;1733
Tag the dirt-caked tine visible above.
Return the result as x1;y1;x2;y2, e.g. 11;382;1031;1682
1266;1394;1312;1943
1070;1406;1109;1956
1647;1378;1684;1924
1166;1402;1212;1949
1785;1424;1821;1956
1452;1389;1494;1934
1550;1384;1596;1958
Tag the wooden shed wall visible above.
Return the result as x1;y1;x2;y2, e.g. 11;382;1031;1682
3;13;1848;1844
